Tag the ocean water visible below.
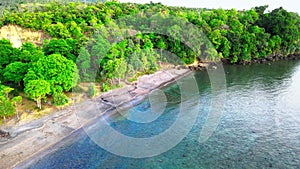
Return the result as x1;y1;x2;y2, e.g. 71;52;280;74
21;60;300;169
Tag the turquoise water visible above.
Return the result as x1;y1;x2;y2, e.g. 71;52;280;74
22;60;300;168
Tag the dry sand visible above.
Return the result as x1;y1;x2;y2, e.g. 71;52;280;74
0;68;192;169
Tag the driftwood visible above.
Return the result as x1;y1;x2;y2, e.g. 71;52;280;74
0;129;9;138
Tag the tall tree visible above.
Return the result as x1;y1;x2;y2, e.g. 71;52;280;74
43;38;76;62
24;54;80;94
24;80;50;109
0;39;20;68
77;47;91;81
113;58;127;84
3;62;28;86
156;38;166;59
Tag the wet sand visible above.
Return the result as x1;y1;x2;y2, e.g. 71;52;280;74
0;68;191;169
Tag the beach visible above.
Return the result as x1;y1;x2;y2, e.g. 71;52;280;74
0;67;192;169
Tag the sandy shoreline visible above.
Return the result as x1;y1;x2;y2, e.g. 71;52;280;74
0;68;192;169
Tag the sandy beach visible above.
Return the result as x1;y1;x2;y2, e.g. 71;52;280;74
0;67;192;169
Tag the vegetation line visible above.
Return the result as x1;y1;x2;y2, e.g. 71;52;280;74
0;1;299;125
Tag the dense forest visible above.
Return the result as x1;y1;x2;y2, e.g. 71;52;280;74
0;0;299;122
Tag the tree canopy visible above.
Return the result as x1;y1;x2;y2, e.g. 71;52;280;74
24;54;80;94
24;79;50;109
0;1;299;120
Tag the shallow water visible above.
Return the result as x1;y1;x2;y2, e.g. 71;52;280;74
25;60;300;169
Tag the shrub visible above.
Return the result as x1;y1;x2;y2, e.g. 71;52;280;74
53;92;69;106
101;82;110;92
88;83;97;98
0;96;15;119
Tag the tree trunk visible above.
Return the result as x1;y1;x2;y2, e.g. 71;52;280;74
14;103;19;120
16;109;19;120
36;99;42;110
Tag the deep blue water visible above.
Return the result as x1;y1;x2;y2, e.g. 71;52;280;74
21;60;300;169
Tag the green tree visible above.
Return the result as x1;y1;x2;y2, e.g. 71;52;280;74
114;58;127;84
52;92;69;106
1;1;298;71
90;34;111;68
129;52;143;72
141;52;150;72
0;82;12;97
0;96;15;120
101;81;111;92
20;42;45;64
77;47;91;81
1;86;14;98
67;21;84;38
3;62;28;86
156;38;166;59
43;38;76;62
48;22;70;38
257;7;299;53
24;80;50;109
24;54;80;94
0;38;21;68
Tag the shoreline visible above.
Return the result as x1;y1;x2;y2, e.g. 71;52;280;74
222;53;300;65
0;67;192;169
1;55;299;168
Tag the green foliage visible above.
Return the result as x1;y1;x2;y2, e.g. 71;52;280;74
257;7;298;49
24;54;80;94
43;38;77;62
3;62;28;85
0;39;21;68
113;58;128;84
52;92;69;106
0;1;299;118
20;42;45;63
11;96;22;110
77;47;91;81
0;96;16;119
129;52;143;72
24;79;50;109
0;81;16;119
1;2;298;66
0;85;14;98
88;83;97;98
101;81;110;92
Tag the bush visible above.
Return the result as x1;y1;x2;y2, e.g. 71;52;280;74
88;83;97;98
101;82;111;92
0;96;15;119
53;92;69;106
